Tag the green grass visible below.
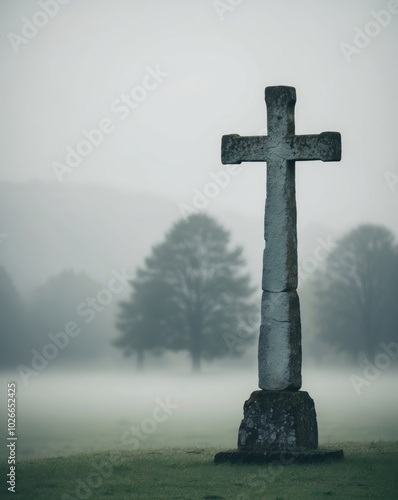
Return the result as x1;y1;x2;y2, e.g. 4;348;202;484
1;442;398;499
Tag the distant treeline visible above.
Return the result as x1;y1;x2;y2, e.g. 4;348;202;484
0;268;119;375
1;221;397;375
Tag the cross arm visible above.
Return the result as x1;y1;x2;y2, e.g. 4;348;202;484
286;132;342;162
221;134;269;164
222;131;341;165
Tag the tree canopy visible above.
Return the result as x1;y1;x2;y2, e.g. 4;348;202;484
114;214;258;371
313;224;398;362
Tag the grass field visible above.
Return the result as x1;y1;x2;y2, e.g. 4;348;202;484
1;441;398;499
1;370;397;498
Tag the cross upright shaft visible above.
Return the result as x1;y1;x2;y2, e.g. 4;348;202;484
222;86;341;391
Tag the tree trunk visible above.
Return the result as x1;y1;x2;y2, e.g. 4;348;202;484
137;350;145;371
362;303;375;362
191;352;201;372
361;279;376;362
191;325;202;373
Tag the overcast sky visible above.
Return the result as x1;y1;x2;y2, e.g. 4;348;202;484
0;0;397;236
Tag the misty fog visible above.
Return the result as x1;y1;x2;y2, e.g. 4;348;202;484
1;369;397;460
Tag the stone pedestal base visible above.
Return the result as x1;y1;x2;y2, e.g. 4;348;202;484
238;390;318;452
214;449;344;465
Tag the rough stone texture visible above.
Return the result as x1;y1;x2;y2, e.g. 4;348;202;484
262;158;297;292
284;132;342;162
214;449;344;465
238;390;318;452
258;291;301;391
221;86;342;392
221;132;341;165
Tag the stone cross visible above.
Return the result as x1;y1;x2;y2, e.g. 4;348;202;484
214;86;342;459
222;86;341;393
